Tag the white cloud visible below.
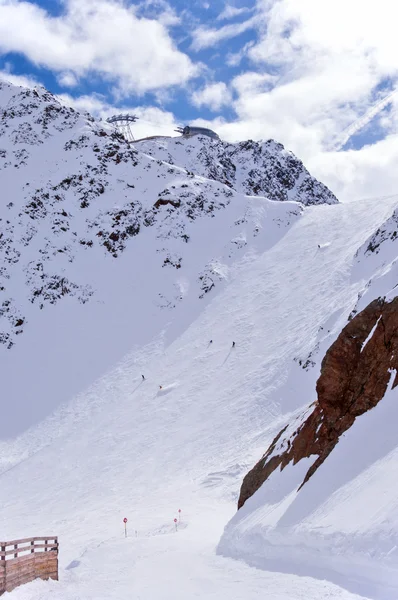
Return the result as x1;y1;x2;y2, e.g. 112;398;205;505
232;71;277;95
57;71;79;88
191;16;257;51
0;62;40;89
225;41;254;67
0;0;197;96
251;0;397;76
308;135;398;203
199;0;398;201
191;82;232;111
217;4;251;21
0;69;39;89
132;105;179;139
57;93;112;117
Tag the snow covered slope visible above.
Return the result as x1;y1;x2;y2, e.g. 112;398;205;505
1;80;398;600
0;80;337;438
219;202;398;600
2;194;398;600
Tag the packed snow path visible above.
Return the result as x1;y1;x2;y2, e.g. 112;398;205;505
2;195;398;600
10;511;370;600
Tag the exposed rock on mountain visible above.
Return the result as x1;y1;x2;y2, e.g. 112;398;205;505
362;207;398;255
137;137;339;206
238;295;398;509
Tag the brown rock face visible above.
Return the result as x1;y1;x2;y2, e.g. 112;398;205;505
238;296;398;509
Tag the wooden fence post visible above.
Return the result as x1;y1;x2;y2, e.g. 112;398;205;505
0;545;5;596
0;537;58;596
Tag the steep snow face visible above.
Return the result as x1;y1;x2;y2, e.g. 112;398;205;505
219;203;398;599
136;136;339;206
0;80;316;436
352;204;398;299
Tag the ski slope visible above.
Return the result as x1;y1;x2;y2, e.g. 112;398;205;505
0;80;334;440
2;190;398;599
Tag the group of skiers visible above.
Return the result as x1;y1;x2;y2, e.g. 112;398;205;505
141;340;236;388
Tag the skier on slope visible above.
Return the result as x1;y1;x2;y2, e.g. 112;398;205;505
232;341;235;348
142;374;145;381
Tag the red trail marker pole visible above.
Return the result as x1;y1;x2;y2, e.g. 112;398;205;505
123;517;128;538
174;518;178;532
178;508;182;522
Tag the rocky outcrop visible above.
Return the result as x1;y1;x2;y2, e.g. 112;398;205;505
238;296;398;509
137;137;339;207
361;208;398;255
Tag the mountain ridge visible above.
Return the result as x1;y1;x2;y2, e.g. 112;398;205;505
0;80;336;351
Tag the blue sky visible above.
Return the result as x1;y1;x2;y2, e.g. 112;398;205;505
0;0;257;121
0;0;397;201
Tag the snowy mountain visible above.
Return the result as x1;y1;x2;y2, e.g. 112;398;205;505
1;80;398;600
0;81;336;352
0;80;334;437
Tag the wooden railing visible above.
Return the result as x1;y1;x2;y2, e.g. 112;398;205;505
0;537;58;595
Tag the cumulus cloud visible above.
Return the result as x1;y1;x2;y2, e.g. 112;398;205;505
251;0;396;75
57;72;79;88
308;135;398;202
232;71;277;95
1;0;398;202
247;0;398;137
191;82;232;111
0;0;197;96
204;0;398;200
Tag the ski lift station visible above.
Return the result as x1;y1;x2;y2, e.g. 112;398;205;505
105;114;219;143
174;125;220;140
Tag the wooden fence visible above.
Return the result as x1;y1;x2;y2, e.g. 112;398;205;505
0;537;58;595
